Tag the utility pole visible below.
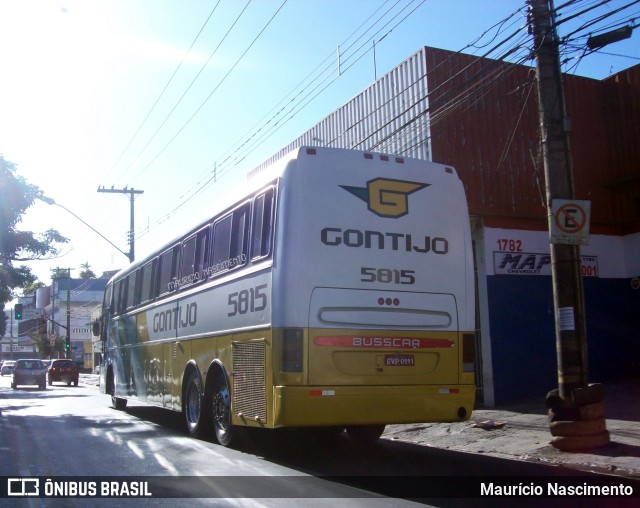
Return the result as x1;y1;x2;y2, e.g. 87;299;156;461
9;309;14;359
97;186;144;263
66;268;72;359
528;0;609;451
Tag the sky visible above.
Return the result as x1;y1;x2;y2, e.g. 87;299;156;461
1;0;638;288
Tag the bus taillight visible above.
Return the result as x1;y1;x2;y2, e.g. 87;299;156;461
462;333;476;373
283;328;303;372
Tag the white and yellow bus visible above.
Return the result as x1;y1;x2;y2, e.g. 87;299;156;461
98;146;476;446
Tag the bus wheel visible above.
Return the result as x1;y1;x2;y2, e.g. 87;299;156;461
184;370;211;439
346;424;385;444
212;372;233;447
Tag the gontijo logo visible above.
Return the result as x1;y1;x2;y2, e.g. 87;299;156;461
340;178;429;218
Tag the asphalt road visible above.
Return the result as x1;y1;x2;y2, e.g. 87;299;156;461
0;373;635;507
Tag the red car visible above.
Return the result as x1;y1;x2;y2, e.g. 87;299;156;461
48;359;79;386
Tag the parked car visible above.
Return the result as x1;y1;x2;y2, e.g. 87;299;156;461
11;359;47;390
1;360;16;376
48;359;79;386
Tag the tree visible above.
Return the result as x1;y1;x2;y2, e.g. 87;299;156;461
0;154;68;336
31;329;65;359
51;267;71;280
79;262;96;279
24;280;45;295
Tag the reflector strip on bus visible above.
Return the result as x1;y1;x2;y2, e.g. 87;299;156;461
314;336;454;349
438;388;460;394
309;390;336;397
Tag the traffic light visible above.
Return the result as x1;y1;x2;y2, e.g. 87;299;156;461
65;337;71;350
14;304;23;320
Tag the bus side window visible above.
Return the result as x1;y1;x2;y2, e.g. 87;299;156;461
157;245;179;296
121;278;129;314
211;204;249;277
126;271;138;309
179;226;210;288
195;226;211;275
139;259;156;304
181;235;197;282
251;188;274;260
113;280;122;315
114;278;126;314
105;284;114;315
231;204;249;261
212;215;232;271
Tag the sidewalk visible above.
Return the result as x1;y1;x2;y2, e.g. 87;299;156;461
80;374;640;477
384;376;640;478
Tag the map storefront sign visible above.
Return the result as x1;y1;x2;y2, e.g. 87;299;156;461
71;327;92;341
494;252;599;277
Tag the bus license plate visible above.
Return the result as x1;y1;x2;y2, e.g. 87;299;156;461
384;354;415;367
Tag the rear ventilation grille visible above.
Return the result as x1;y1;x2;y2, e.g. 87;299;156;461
232;340;267;422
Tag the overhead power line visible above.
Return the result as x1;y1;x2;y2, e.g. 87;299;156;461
135;0;637;243
119;0;257;185
138;0;432;232
106;0;223;186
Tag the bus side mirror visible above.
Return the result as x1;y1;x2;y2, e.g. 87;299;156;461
92;320;101;337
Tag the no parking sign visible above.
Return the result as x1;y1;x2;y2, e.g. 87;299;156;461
550;199;591;245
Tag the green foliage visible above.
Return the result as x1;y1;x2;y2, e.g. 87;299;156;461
79;261;96;279
31;330;65;358
0;154;68;336
50;267;71;279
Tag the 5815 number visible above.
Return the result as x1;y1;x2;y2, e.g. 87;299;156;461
361;267;416;285
228;284;268;316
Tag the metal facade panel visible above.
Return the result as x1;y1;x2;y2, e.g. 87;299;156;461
252;46;639;232
424;47;639;230
426;47;546;221
251;48;431;176
600;66;640;232
563;74;613;225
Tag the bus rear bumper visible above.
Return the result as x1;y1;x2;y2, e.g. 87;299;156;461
272;384;475;428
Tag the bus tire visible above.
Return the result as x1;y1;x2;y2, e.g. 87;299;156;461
211;370;233;447
184;369;211;439
346;424;385;444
